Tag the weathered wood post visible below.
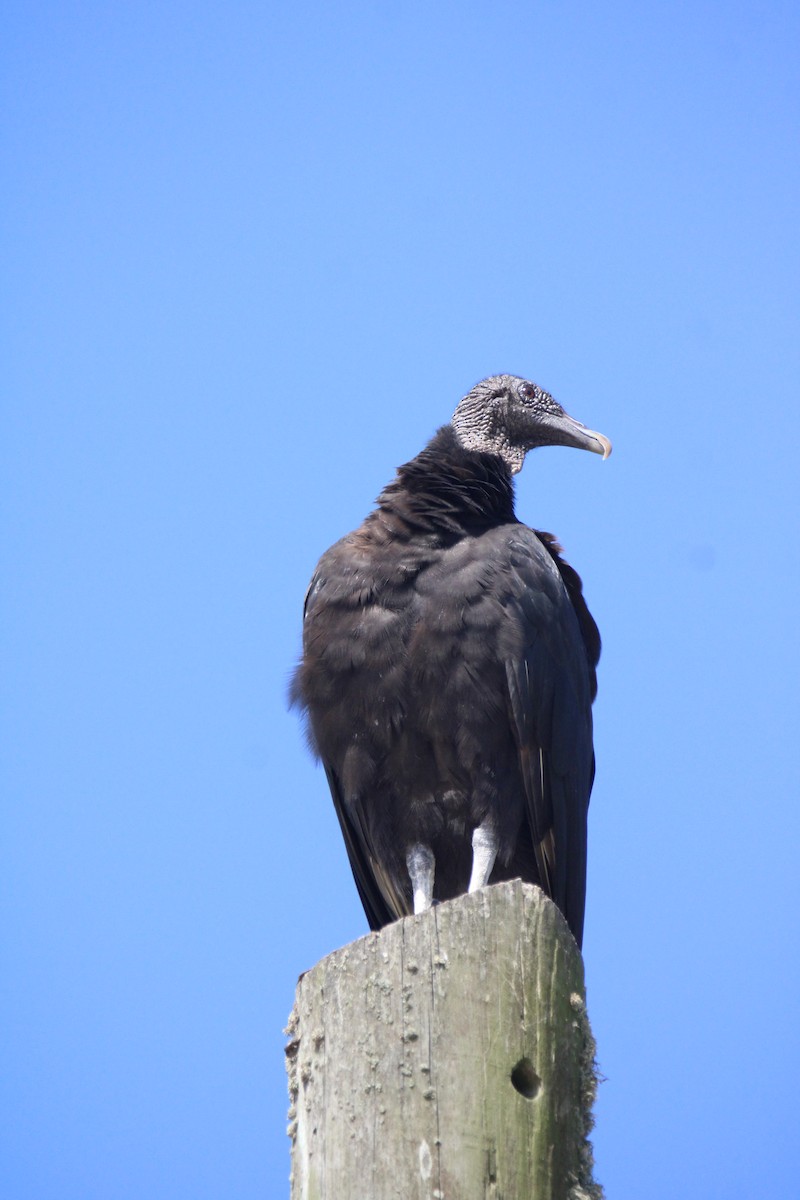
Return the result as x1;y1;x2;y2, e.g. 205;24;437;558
286;880;601;1199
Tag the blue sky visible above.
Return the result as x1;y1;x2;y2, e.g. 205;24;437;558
2;2;799;1197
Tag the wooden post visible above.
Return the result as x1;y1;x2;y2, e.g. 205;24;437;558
286;880;602;1199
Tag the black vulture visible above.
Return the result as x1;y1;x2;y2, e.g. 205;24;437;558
291;375;610;948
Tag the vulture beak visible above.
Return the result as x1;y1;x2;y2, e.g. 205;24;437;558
578;426;612;460
545;413;612;460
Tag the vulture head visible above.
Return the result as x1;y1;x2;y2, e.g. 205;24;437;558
451;374;612;474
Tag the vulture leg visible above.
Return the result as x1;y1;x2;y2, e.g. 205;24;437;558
406;844;435;914
468;821;498;893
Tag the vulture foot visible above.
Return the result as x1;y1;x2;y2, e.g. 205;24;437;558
406;844;435;914
468;821;498;893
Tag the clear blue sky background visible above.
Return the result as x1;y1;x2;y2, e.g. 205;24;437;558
3;3;798;1197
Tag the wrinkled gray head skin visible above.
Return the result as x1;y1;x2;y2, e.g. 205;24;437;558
451;374;612;474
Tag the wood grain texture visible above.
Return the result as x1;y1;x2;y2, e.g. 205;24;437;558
286;881;602;1199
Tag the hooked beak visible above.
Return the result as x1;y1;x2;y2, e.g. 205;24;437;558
540;412;612;459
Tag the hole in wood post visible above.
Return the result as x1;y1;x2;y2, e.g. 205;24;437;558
510;1057;541;1099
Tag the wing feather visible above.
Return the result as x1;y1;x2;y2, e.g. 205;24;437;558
504;530;596;947
323;765;408;932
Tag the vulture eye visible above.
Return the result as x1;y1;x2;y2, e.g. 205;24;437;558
519;382;537;401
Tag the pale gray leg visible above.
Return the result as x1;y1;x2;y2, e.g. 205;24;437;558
406;843;435;914
468;821;498;893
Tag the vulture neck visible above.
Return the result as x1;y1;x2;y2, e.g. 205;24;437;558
376;425;517;536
